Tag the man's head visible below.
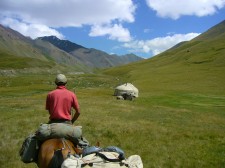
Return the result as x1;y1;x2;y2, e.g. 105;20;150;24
55;74;67;86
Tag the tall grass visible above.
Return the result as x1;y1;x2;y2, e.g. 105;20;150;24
0;73;225;167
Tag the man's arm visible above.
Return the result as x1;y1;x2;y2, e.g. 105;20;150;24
71;93;80;124
72;110;80;124
46;95;50;113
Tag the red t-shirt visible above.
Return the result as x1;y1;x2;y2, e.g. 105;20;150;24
46;86;79;120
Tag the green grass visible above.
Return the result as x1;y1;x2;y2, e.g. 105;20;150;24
0;52;55;69
0;73;225;168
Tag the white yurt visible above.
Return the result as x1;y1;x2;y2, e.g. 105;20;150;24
114;83;139;98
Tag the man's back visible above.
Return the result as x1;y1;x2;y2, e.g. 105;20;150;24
46;75;80;123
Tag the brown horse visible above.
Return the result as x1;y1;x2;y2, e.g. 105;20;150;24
37;138;81;168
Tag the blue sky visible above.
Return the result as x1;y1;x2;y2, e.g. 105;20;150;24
0;0;225;58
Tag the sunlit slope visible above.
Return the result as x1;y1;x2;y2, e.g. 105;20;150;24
103;22;225;95
0;51;56;69
0;50;85;74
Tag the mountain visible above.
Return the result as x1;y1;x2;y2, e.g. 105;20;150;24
0;25;90;73
37;36;143;68
0;25;143;72
103;20;225;94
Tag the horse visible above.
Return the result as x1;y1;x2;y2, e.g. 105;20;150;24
37;138;82;168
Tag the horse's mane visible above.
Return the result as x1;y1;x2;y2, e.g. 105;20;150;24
48;149;64;168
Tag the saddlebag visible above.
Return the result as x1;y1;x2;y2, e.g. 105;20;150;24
19;134;40;163
35;123;89;147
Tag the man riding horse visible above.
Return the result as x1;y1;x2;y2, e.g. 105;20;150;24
20;74;82;167
38;74;82;168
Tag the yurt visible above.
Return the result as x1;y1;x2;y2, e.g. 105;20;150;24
114;83;139;98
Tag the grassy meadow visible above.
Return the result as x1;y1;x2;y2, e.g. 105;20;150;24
0;69;225;168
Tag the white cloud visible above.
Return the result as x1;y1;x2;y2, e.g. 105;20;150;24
0;17;64;39
89;24;132;42
146;0;225;19
0;0;135;39
123;33;200;56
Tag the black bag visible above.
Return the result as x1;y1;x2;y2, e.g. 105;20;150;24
19;134;40;163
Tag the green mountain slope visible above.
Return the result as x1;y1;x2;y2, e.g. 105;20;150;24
103;20;225;95
0;51;55;69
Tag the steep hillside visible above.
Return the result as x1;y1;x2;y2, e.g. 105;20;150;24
0;25;48;61
0;25;90;73
103;20;225;95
